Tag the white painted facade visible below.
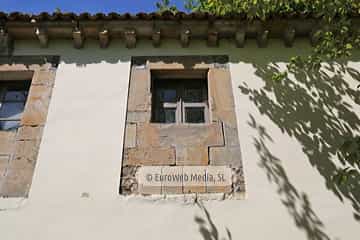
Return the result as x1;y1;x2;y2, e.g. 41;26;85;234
0;39;359;240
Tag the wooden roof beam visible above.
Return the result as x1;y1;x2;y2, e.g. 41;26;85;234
180;29;191;48
35;27;48;48
283;26;295;47
207;29;218;47
152;29;161;48
124;29;136;49
235;28;246;48
72;28;84;49
0;28;13;56
99;29;110;48
257;28;269;48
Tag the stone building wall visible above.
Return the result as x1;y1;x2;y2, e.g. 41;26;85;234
0;57;57;197
120;56;245;197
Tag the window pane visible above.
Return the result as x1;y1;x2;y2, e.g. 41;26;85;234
184;88;203;102
161;108;176;123
0;102;25;119
0;120;20;131
158;89;177;102
185;107;205;123
4;90;28;101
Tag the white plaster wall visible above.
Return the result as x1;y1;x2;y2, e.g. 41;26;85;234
0;39;359;240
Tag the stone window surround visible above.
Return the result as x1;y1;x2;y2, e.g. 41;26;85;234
120;55;246;199
0;56;58;198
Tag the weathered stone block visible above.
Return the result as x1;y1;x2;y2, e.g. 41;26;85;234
208;68;238;127
16;126;43;140
126;111;151;123
21;85;52;125
127;68;151;112
32;70;56;86
182;166;206;193
137;166;162;195
205;166;232;193
124;123;137;148
209;68;235;108
0;131;16;154
223;124;240;146
0;167;34;197
0;155;10;177
136;124;161;147
137;123;224;148
232;166;245;193
176;145;208;166
209;145;242;167
121;165;139;178
124;147;175;166
161;166;183;194
13;140;40;164
120;177;138;195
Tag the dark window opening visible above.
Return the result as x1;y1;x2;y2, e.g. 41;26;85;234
151;73;209;124
0;80;31;131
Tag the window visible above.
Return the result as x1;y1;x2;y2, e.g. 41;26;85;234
0;80;31;131
151;74;209;124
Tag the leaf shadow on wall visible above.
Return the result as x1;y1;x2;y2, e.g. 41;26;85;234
249;115;331;240
195;201;232;240
239;60;360;222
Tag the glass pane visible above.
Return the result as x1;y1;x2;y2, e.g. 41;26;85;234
0;102;25;119
163;108;176;123
0;120;20;131
4;90;28;101
185;107;205;123
184;88;203;102
158;89;177;102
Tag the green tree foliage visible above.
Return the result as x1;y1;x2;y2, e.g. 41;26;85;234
156;0;179;14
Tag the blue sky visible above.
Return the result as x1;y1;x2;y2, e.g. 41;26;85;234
1;0;186;14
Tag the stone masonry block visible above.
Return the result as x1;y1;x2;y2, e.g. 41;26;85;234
1;167;34;197
120;177;138;195
32;69;56;86
182;166;206;193
223;124;240;146
205;166;232;193
176;145;208;166
124;123;136;148
13;140;40;162
208;68;238;127
126;111;151;123
161;166;183;194
208;68;235;111
127;68;151;112
124;147;175;166
137;166;162;195
136;124;161;147
209;145;242;167
0;155;10;177
137;122;224;148
0;131;16;154
16;126;43;140
21;85;52;125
